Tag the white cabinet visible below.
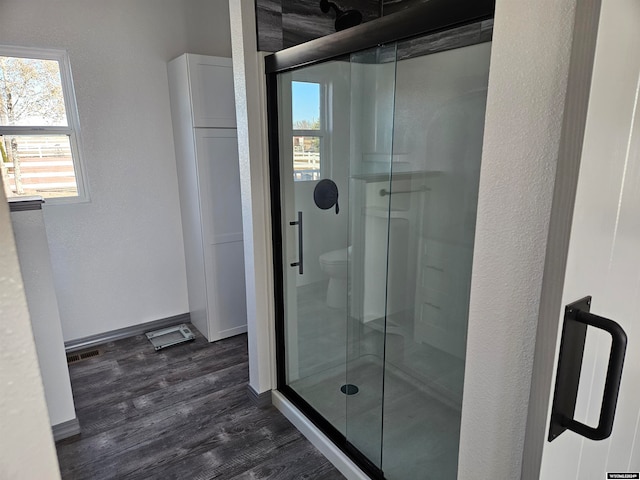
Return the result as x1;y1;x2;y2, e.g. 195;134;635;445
168;53;247;342
174;54;236;128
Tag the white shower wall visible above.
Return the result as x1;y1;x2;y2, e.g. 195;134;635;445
393;42;492;174
389;42;492;358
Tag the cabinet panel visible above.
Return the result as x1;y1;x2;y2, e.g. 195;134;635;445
188;55;236;128
195;129;243;245
204;241;248;341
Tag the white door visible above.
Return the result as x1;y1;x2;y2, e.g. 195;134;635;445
539;0;640;477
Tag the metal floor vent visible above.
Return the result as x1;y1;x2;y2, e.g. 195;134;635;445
146;324;195;351
67;349;102;364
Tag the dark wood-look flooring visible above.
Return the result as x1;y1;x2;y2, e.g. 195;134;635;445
56;328;344;480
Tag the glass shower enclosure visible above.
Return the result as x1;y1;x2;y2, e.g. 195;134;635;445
266;4;494;479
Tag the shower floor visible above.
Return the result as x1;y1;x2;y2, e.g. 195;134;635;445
292;280;464;479
296;280;348;378
290;356;461;479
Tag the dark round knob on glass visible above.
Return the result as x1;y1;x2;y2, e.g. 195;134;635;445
313;179;339;214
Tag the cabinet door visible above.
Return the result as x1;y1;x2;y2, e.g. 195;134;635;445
187;54;236;128
195;129;243;245
194;129;247;341
204;241;248;340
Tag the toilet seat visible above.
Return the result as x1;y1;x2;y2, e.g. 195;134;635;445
319;247;351;309
319;247;349;266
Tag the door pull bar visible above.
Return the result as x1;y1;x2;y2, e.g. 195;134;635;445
548;296;627;442
289;211;303;275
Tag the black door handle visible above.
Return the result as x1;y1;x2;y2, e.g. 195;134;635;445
549;296;627;442
289;211;303;275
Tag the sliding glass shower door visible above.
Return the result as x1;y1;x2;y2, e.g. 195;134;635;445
379;39;491;479
272;29;491;480
277;56;352;432
276;43;397;474
343;43;398;470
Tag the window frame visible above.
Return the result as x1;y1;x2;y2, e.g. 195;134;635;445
291;79;329;182
0;45;89;204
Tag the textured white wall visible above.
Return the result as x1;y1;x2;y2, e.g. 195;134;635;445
0;192;61;479
11;207;76;427
229;0;276;394
0;0;232;341
459;0;579;478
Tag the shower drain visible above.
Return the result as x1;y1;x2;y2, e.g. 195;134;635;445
340;384;359;395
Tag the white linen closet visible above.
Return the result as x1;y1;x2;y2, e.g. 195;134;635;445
168;54;247;342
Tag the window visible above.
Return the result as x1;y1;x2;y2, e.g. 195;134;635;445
292;81;324;181
0;46;87;202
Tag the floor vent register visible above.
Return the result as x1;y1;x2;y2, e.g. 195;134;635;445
67;349;102;364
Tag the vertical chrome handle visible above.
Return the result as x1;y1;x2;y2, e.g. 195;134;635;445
549;296;627;442
289;211;303;275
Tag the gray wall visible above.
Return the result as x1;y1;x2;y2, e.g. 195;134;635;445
255;0;441;52
256;0;380;51
381;0;427;15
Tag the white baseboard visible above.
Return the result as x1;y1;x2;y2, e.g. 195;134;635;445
271;391;370;480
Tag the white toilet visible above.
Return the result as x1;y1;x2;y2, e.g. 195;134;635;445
319;246;350;308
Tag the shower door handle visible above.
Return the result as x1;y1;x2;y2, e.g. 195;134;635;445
289;211;303;275
549;296;627;442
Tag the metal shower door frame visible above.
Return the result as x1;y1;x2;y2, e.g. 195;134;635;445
264;1;495;478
